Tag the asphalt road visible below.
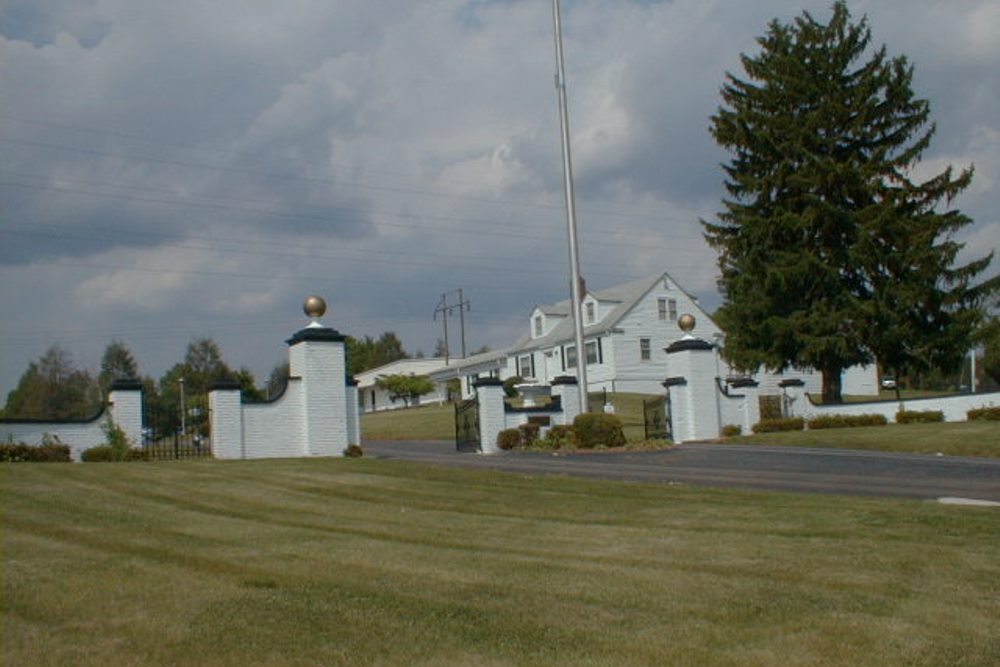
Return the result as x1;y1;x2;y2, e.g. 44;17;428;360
365;440;1000;503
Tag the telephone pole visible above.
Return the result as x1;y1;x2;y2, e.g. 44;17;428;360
434;289;472;365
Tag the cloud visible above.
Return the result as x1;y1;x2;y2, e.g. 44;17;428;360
1;0;998;396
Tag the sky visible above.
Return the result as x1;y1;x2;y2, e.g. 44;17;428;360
1;0;998;397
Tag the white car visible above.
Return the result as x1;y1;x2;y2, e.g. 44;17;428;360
881;376;897;390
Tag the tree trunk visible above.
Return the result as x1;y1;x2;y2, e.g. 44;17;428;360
821;367;843;404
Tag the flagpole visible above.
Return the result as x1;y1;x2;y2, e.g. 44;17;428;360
551;0;589;414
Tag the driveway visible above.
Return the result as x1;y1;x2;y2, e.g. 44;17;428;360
364;440;1000;503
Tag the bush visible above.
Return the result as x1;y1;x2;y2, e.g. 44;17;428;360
518;423;541;448
721;424;742;437
343;444;364;458
0;442;72;463
967;406;1000;421
81;444;150;462
752;417;805;433
896;410;944;424
807;414;888;430
543;425;576;449
497;428;522;451
572;413;626;449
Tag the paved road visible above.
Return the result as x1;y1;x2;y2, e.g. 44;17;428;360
365;440;1000;503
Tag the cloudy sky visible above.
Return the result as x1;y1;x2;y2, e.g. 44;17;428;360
1;0;998;395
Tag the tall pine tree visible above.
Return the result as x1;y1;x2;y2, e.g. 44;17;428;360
704;2;994;403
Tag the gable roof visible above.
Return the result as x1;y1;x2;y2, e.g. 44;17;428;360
512;273;672;353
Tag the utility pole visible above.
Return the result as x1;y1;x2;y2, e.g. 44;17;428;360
434;289;472;365
178;377;186;436
552;0;589;414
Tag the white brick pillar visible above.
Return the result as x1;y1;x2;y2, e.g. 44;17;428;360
665;335;720;442
346;376;361;447
778;379;807;419
475;378;506;455
551;375;580;426
287;324;349;457
729;378;760;435
209;380;244;459
107;379;144;448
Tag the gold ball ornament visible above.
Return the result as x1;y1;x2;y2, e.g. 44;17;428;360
678;313;696;333
303;295;327;319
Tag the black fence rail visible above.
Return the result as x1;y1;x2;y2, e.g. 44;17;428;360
143;394;213;460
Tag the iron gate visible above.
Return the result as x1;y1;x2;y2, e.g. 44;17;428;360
143;394;214;460
454;399;480;453
643;396;670;441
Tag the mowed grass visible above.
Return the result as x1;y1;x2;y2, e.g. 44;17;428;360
3;459;999;666
361;393;652;442
729;420;1000;458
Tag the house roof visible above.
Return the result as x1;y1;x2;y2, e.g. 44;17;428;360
354;358;449;386
512;273;673;354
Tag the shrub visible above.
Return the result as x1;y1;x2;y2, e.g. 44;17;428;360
81;445;116;462
497;429;522;451
572;413;626;449
896;410;944;424
0;442;72;463
758;395;782;420
967;406;1000;421
518;423;541;448
751;417;805;433
343;444;364;458
721;424;742;437
543;425;576;449
807;414;888;430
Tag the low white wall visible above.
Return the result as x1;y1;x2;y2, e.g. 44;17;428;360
1;387;144;461
241;381;307;459
786;388;1000;423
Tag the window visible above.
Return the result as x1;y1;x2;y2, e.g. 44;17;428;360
534;315;543;337
586;340;599;365
658;298;678;321
586;302;596;324
518;354;534;378
564;345;578;369
640;338;651;361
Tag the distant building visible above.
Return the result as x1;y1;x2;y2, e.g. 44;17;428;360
356;271;877;411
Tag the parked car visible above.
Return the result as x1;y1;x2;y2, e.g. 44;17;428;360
881;376;897;390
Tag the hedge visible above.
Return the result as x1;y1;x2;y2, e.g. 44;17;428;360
497;429;522;451
81;445;150;462
0;443;72;463
543;424;576;449
752;417;805;433
967;406;1000;421
895;410;944;424
721;424;742;437
807;414;888;430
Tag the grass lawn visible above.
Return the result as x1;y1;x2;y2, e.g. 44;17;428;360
362;392;653;443
728;420;1000;458
3;459;999;666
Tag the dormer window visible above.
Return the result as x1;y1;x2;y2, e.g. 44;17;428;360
585;301;596;324
534;315;543;337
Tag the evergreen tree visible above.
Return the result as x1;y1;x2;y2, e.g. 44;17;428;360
98;339;139;397
704;2;994;403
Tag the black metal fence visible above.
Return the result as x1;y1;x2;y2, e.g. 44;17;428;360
454;399;480;453
143;394;213;460
643;396;670;440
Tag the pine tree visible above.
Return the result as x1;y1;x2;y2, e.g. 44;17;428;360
704;2;994;403
98;339;140;397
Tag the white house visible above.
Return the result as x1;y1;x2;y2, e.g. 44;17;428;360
357;271;877;411
354;358;452;412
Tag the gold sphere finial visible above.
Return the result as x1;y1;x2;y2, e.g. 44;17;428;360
303;295;327;320
678;313;696;333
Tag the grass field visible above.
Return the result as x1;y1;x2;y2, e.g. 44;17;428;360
3;459;999;666
731;420;1000;458
361;393;653;443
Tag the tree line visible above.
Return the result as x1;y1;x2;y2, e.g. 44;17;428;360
0;331;422;429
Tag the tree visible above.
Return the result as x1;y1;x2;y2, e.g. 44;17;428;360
704;2;994;403
375;374;434;407
98;340;139;397
346;332;409;375
3;345;100;419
